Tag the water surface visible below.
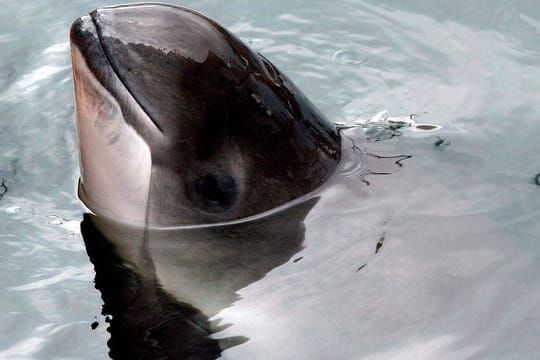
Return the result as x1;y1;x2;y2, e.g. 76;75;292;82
1;1;539;359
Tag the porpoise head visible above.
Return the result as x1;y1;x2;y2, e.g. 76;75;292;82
70;3;341;226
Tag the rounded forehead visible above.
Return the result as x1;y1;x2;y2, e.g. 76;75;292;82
92;4;232;63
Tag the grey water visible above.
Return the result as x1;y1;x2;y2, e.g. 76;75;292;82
1;0;540;359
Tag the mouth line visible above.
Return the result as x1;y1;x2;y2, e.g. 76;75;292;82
85;11;164;134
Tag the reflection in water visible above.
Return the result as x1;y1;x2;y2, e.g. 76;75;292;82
0;178;7;200
81;197;318;359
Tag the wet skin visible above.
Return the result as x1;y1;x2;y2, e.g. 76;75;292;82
70;3;341;227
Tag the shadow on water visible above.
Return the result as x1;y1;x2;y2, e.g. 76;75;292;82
81;197;319;359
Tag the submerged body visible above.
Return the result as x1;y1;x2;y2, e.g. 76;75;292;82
81;197;318;359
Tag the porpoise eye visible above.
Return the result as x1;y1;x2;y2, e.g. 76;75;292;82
186;173;238;213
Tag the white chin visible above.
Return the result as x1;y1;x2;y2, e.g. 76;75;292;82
72;45;151;224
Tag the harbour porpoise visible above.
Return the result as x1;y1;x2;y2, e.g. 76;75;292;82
70;3;344;358
70;3;341;227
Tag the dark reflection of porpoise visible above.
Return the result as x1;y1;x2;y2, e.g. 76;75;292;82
82;197;318;359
